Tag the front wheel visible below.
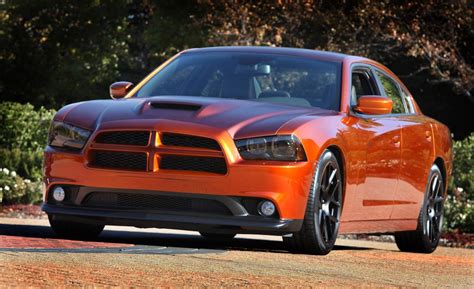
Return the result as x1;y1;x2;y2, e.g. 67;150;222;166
48;215;104;239
395;164;445;253
283;150;343;255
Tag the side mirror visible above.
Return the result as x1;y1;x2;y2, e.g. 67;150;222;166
109;81;134;99
354;95;392;115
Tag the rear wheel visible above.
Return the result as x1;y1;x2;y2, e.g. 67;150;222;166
199;232;236;241
48;215;104;239
395;164;445;253
283;149;343;255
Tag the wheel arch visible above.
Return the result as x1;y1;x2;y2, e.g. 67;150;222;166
434;156;448;196
325;144;346;203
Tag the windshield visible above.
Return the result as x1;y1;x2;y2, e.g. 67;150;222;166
136;52;342;110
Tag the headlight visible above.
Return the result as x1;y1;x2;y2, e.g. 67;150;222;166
48;121;92;150
235;135;306;161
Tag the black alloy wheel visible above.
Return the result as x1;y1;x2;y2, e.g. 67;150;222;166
395;164;445;253
283;149;343;255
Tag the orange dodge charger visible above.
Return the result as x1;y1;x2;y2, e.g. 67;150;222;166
43;47;452;254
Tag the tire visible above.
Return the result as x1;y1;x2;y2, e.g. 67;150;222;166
199;232;236;241
395;164;445;253
283;149;343;255
48;215;104;239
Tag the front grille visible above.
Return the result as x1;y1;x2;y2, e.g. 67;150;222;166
89;131;226;174
161;133;221;151
82;192;232;215
90;151;147;171
95;131;150;146
160;155;227;175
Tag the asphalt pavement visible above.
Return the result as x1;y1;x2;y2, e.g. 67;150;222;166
0;217;473;287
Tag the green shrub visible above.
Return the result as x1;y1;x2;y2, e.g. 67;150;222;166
444;133;473;233
0;102;55;181
0;167;43;204
0;102;54;204
0;148;43;181
451;134;474;195
0;102;55;151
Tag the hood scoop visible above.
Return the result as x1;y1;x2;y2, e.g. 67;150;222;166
149;101;202;111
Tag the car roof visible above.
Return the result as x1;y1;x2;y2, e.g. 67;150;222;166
181;46;368;63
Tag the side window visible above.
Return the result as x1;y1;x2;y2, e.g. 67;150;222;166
375;71;406;114
351;69;377;106
400;87;415;113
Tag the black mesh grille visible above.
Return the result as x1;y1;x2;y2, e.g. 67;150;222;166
90;151;147;171
161;133;221;151
82;192;232;215
160;155;227;174
95;131;150;146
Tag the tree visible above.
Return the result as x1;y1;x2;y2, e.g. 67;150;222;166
1;0;130;107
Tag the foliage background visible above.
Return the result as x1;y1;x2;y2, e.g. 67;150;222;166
0;0;472;232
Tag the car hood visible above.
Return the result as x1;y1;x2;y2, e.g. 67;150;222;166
55;96;337;139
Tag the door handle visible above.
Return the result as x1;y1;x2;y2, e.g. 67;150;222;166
425;131;432;142
392;135;401;148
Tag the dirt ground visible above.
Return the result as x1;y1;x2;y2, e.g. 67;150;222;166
1;217;473;287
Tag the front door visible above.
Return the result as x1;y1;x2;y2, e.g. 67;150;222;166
355;117;401;221
346;67;402;221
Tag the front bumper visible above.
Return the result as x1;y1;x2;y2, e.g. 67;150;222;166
42;185;304;234
43;203;303;235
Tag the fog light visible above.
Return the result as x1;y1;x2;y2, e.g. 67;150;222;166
258;200;276;216
52;186;65;202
